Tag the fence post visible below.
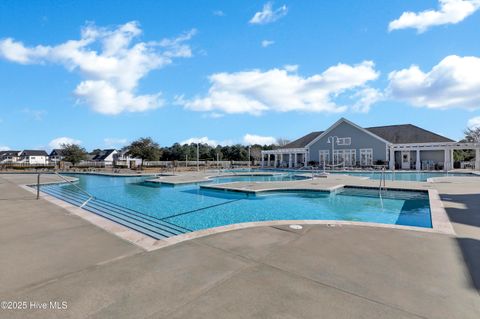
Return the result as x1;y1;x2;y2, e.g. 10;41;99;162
36;173;40;200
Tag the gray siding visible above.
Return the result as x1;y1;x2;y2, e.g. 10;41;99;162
308;121;388;163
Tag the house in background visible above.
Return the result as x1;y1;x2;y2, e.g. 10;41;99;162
262;118;480;171
92;149;118;166
114;149;143;168
49;149;66;164
18;150;49;165
0;150;20;164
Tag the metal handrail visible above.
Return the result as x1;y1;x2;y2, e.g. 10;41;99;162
53;172;95;207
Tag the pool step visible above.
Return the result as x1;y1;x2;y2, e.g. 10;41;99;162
39;184;190;240
339;188;427;200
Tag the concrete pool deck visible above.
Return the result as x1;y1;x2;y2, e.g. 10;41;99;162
1;173;479;318
144;170;291;185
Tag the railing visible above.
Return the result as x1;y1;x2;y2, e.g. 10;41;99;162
378;167;386;191
51;172;95;207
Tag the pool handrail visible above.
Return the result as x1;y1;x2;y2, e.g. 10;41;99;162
52;172;95;207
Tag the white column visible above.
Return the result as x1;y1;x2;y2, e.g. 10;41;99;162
261;153;265;168
294;153;298;168
267;154;270;167
288;154;292;168
475;148;480;171
280;154;283;167
389;148;395;170
444;149;449;172
451;149;454;169
415;149;421;171
304;152;307;167
274;154;278;168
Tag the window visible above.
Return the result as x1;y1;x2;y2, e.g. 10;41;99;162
333;149;356;166
319;150;329;164
360;149;373;166
337;137;351;146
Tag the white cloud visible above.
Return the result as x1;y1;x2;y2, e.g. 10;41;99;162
283;64;298;72
351;88;383;113
180;136;234;146
213;10;225;16
243;134;277;145
0;146;10;151
389;0;480;33
468;116;480;128
48;137;82;149
104;138;128;148
180;136;219;147
0;22;196;115
249;2;288;25
178;61;379;116
387;55;480;110
261;40;275;48
22;108;46;120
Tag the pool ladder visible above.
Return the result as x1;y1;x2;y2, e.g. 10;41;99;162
378;168;386;210
53;172;95;207
378;168;386;191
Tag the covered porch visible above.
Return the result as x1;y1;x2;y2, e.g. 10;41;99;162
389;142;480;171
261;148;308;168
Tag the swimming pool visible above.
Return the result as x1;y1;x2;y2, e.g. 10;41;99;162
330;171;475;182
209;174;309;183
38;174;432;239
256;169;475;182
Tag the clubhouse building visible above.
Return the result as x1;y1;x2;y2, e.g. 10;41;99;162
261;118;480;171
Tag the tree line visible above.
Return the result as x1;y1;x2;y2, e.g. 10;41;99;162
59;126;480;166
60;137;286;165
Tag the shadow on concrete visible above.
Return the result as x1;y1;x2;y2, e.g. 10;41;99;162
440;194;480;293
456;237;480;292
441;194;480;229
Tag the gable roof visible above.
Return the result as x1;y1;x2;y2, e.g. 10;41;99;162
280;131;323;149
92;149;116;161
20;150;48;156
305;118;391;148
49;149;65;156
280;118;455;150
0;150;20;157
365;124;454;144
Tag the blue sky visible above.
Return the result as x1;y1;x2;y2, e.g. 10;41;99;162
1;0;480;151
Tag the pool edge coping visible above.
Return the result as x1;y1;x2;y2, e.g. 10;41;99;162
20;181;456;252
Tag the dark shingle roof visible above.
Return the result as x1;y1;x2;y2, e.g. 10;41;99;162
50;149;65;156
20;150;48;156
365;124;454;144
92;149;116;161
0;150;20;157
280;131;323;149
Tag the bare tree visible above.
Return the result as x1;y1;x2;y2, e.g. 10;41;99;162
276;138;290;147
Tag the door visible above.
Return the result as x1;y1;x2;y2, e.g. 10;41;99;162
401;151;411;170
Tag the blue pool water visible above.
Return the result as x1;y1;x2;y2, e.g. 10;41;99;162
330;171;474;182
208;174;309;184
253;169;475;182
42;174;432;235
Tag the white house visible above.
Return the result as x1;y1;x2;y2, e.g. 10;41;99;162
114;149;143;168
0;150;20;164
92;149;118;166
18;150;49;165
49;149;66;164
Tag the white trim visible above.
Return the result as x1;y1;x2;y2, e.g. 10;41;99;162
261;148;307;155
337;137;351;146
305;118;390;148
391;142;479;150
359;148;373;166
